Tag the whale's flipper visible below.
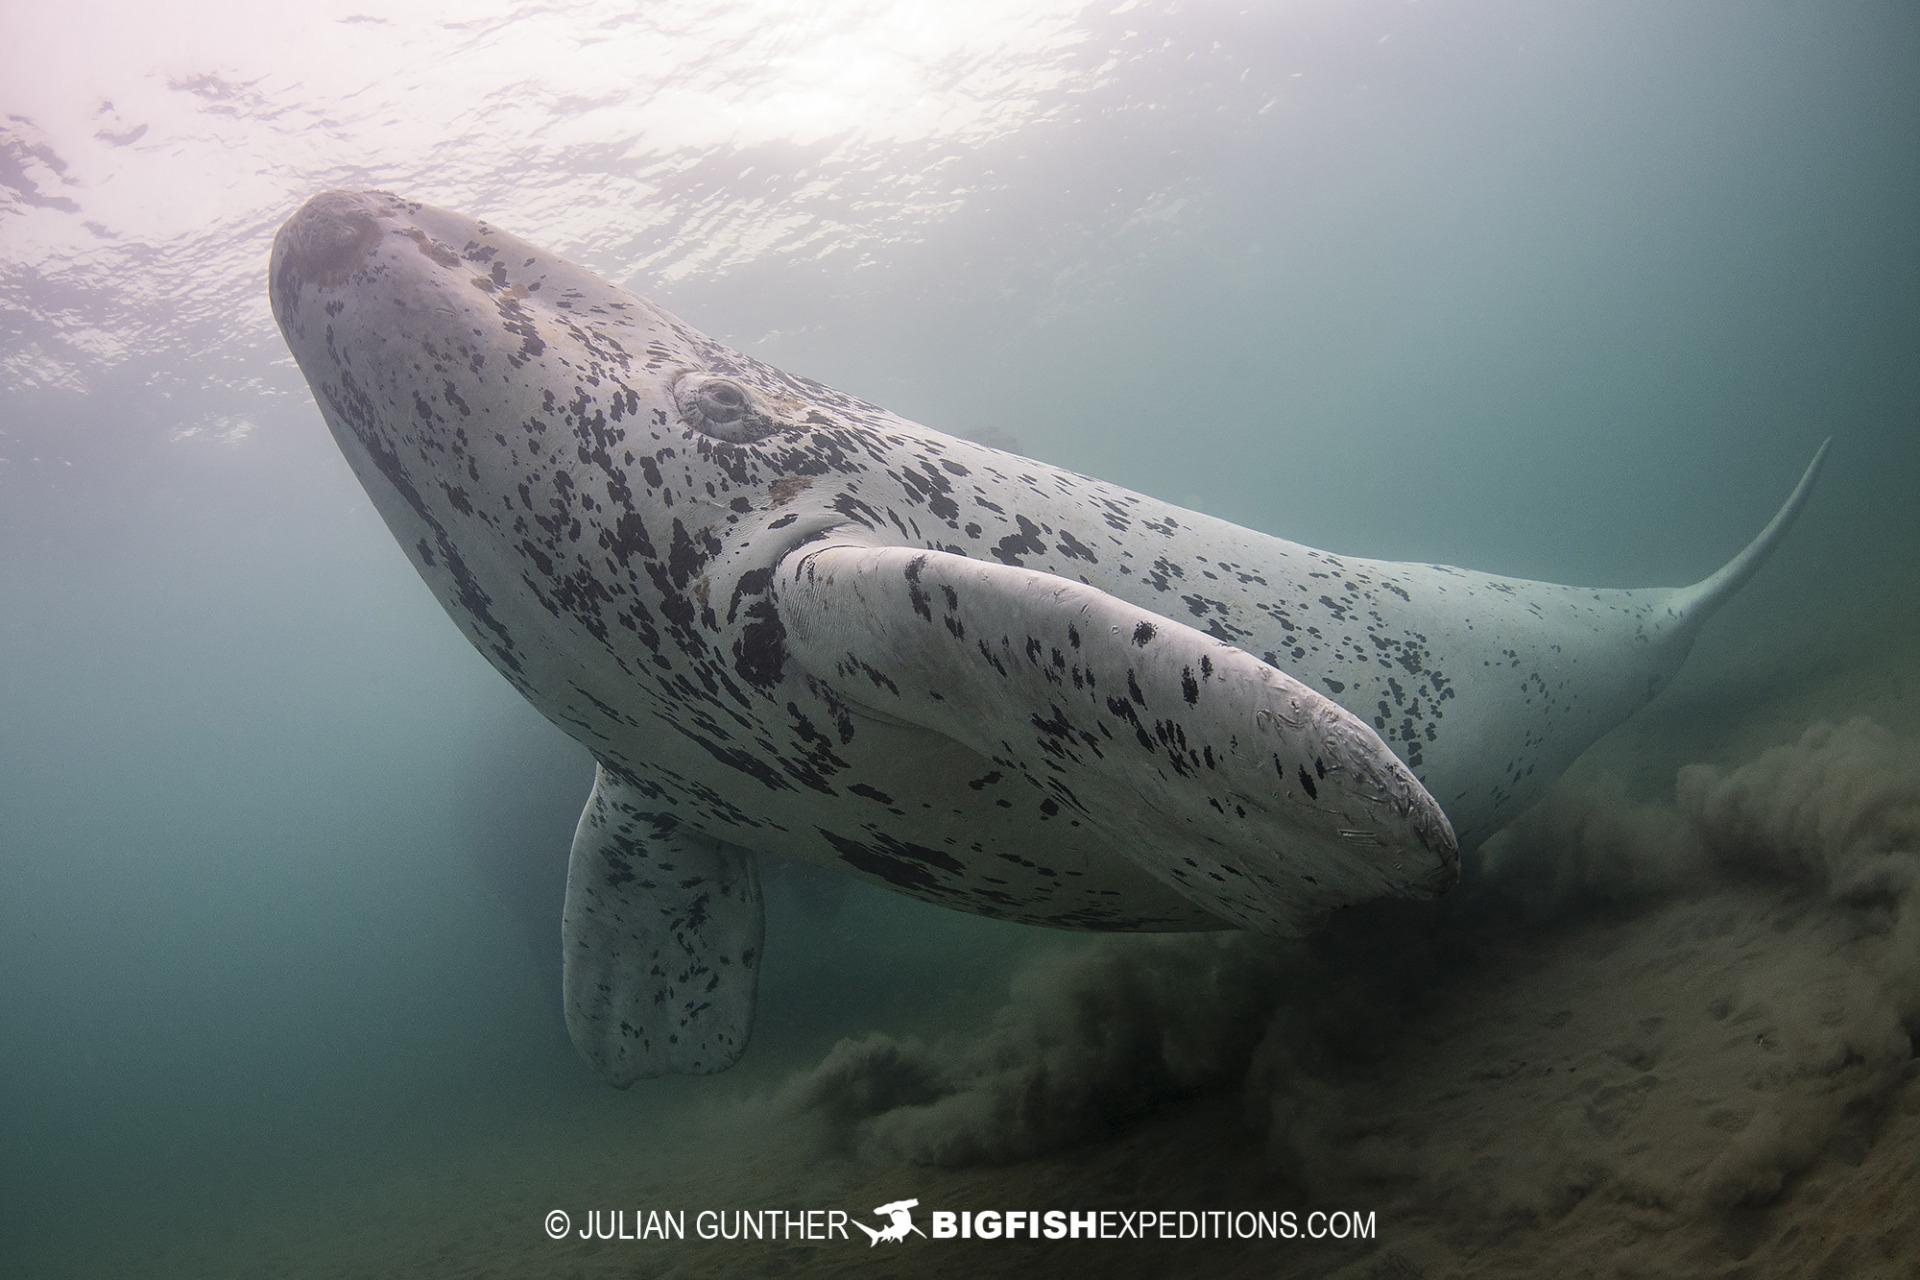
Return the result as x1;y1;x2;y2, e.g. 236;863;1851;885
562;765;763;1085
773;543;1457;934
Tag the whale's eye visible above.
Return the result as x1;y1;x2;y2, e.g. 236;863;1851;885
674;373;779;443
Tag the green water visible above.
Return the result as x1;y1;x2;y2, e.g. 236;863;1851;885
2;2;1917;1275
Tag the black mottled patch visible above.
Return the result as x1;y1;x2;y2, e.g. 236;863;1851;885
822;829;964;893
991;515;1048;567
1105;695;1154;751
1056;529;1097;563
732;599;786;689
726;567;773;624
904;554;932;621
667;518;720;588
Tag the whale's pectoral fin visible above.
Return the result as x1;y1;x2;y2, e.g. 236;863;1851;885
561;764;763;1085
772;543;1458;934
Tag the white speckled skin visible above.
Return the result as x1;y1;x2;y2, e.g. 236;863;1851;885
270;191;1822;1081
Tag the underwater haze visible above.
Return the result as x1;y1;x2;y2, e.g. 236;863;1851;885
4;1;1919;1276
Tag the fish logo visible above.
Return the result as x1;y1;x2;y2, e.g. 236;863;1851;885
853;1198;926;1246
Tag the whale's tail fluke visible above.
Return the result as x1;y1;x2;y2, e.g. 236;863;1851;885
1668;437;1830;624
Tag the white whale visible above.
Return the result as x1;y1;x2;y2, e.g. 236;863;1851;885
269;191;1825;1084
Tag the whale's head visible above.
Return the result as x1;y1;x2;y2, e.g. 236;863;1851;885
269;190;864;716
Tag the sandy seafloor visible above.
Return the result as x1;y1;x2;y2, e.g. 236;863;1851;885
13;573;1920;1279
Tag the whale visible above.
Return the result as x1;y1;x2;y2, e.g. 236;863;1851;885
269;190;1825;1085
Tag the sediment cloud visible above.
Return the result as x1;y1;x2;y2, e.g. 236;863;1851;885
772;718;1920;1227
